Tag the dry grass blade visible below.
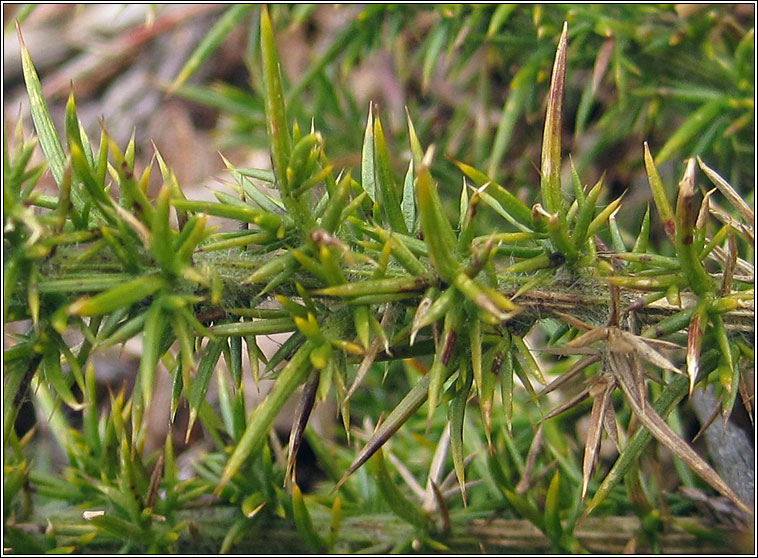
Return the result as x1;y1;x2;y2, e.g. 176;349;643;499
145;454;164;509
591;37;615;94
620;331;681;375
602;397;621;451
440;452;479;493
708;242;755;279
721;233;738;296
538;354;600;397
708;202;755;246
636;337;684;352
387;451;426;500
738;373;753;425
542;388;591;422
441;480;483;502
345;336;381;401
430;479;451;533
567;327;610;349
696;188;716;231
686;307;706;396
424;427;451;512
286;370;320;486
697;157;754;224
622;332;647;411
582;375;615;499
582;376;608;500
515;425;543;494
551;310;594;332
691;401;721;444
607;333;752;515
537;347;600;356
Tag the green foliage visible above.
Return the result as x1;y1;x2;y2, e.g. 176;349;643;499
171;5;754;201
4;5;753;554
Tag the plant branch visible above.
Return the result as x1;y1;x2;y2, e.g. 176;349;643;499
6;507;747;554
26;247;754;344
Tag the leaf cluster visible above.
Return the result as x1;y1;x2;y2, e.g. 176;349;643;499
3;5;754;554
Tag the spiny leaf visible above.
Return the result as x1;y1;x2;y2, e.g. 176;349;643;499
42;345;84;411
416;149;460;282
401;160;416;233
412;285;456;336
187;338;225;441
361;102;376;202
287;131;323;190
675;158;712;295
427;305;460;424
501;349;515;433
571;172;604;248
370;448;429;529
488;51;541;178
171;199;282;231
368;226;427;276
515;424;544;495
170;5;254;92
374;110;408;234
260;5;291;190
313;274;436;297
292;484;327;552
547;209;578;262
66;275;165;319
450;158;533;230
630;204;651;261
151;185;174;272
585;193;624;241
540;22;568;215
66;96;115;220
320;170;352;233
337;371;432;489
449;360;473;504
513;334;546;385
217;340;314;495
134;300;165;439
643;142;676;243
620;331;681;375
405;106;424;167
544;470;563;543
17;24;74;205
410;286;439;344
655;99;725;166
453;272;519;323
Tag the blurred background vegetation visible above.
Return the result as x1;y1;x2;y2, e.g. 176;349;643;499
4;4;754;241
3;4;754;554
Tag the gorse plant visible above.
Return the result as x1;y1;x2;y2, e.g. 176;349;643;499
3;5;754;554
